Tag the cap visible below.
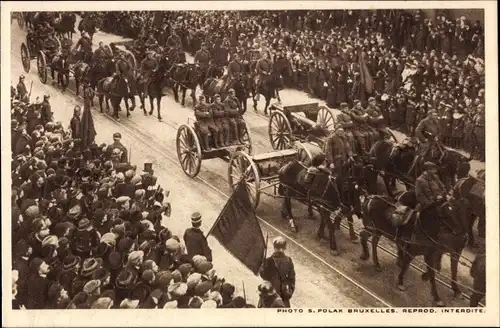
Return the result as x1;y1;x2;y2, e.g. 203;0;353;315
423;162;438;171
273;236;287;249
191;212;202;225
113;132;122;139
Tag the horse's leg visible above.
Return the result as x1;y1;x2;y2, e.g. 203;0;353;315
252;89;258;112
450;249;463;298
191;88;196;107
382;174;394;197
98;94;104;113
371;233;382;271
156;96;162;121
173;83;179;103
181;87;186;107
75;79;80;96
264;96;270;116
148;95;154;115
397;245;413;291
346;213;358;242
125;97;131;118
329;214;340;256
359;229;371;261
276;89;281;102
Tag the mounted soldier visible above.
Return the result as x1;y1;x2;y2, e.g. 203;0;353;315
144;31;159;51
75;31;93;64
194;95;221;150
211;94;230;147
93;42;111;63
415;108;441;160
222;53;242;91
166;30;182;49
139;50;159;90
194;43;211;82
223;89;245;143
472;104;485;161
324;127;354;176
349;100;371;155
365;97;389;142
254;51;273;101
336;103;357;153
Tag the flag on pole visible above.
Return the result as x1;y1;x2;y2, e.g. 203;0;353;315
80;102;97;148
358;49;374;95
208;182;266;275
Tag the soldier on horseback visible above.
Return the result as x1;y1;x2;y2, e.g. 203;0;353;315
144;31;159;51
211;94;230;147
166;30;182;49
324;127;354;176
75;31;93;64
94;41;112;63
415;108;441;160
195;43;211;81
349;100;371;156
472;104;485;161
223;89;246;144
365;97;390;141
254;51;273;101
139;50;159;89
194;95;221;150
222;53;242;91
336;103;357;153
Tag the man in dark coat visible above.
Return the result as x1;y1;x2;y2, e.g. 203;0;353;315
110;132;128;163
17;75;29;102
415;108;441;159
41;95;53;125
70;106;82;140
259;237;295;307
183;212;212;262
26;258;52;309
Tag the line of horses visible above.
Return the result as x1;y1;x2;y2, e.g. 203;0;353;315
277;138;484;306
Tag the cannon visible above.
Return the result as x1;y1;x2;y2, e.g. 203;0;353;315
20;29;62;83
227;142;322;209
268;101;337;150
176;118;252;178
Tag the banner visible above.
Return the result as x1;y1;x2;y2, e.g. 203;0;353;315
80;103;96;148
209;182;266;275
358;50;374;95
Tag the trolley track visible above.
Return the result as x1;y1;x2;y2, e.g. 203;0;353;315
11;35;479;307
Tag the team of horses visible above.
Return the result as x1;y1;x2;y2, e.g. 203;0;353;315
276;135;483;307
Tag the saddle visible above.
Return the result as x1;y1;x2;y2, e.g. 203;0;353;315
102;77;114;90
387;204;416;228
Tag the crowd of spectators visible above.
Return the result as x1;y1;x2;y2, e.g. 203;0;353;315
10;87;298;309
94;9;485;160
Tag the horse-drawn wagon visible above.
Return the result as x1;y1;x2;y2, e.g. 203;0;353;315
267;102;337;151
20;29;62;84
176;118;253;178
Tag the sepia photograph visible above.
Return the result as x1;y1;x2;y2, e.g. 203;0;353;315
1;1;498;327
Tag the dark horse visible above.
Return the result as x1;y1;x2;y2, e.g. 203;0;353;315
451;175;485;247
95;73;133;120
369;139;472;197
359;191;468;306
137;54;171;122
202;75;249;112
250;70;283;115
278;159;364;254
73;56;116;98
49;52;70;90
170;63;201;107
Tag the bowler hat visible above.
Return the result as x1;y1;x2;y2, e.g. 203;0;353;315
77;218;92;231
116;269;138;288
81;258;103;277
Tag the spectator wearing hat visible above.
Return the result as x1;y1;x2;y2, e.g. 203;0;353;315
25;257;52;309
70;106;82;140
12;270;26;309
72;257;103;297
71;217;100;258
259;236;295;307
17;75;29;102
41;95;53;125
47;282;71;309
472;104;485;161
83;279;102;306
58;255;81;299
111;132;128;163
257;281;286;308
115;268;139;304
183;212;212;262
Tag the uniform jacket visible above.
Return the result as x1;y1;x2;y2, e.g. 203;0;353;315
259;252;296;301
325;134;353;164
183;227;212;262
256;58;273;76
415;171;446;209
110;141;128;163
227;60;242;77
194;49;210;66
140;58;159;76
77;36;92;52
415;116;440;142
17;81;28;100
70;115;81;140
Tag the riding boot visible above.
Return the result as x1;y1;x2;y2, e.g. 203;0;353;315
224;131;230;146
235;128;241;144
213;133;221;148
203;135;212;151
219;133;226;147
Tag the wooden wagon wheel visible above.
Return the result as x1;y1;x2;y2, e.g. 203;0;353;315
294;142;324;167
228;151;261;209
176;124;202;178
121;49;137;71
317;106;337;134
103;44;113;58
20;43;31;73
55;36;62;53
239;121;253;155
37;51;48;84
268;110;292;150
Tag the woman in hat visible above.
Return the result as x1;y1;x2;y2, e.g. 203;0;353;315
71;217;100;259
72;257;103;297
58;255;81;299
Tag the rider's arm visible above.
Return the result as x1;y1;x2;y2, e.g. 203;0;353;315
415;120;427;142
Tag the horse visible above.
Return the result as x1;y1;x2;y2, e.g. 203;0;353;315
451;175;485;247
202;75;249;112
49;52;70;90
53;13;76;39
277;159;363;254
73;56;116;98
359;191;468;306
95;74;133;120
250;68;284;115
170;63;201;107
137;54;171;121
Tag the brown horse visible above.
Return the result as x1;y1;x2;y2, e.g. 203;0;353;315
359;191;468;306
95;74;133;120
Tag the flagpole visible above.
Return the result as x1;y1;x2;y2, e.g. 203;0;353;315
242;281;247;303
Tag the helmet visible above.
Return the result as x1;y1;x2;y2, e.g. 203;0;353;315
272;236;286;249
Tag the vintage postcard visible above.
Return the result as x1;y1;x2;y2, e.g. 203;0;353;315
1;1;498;327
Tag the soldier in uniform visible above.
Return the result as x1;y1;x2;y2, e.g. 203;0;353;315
93;42;111;63
439;107;453;147
40;95;53;125
211;94;230;147
254;51;273;101
144;31;158;51
83;80;95;108
166;30;182;49
139;51;159;89
75;32;93;63
415;108;441;159
223;89;246;143
195;43;211;81
17;75;29;103
336;103;357;153
324;127;354;176
111;132;128;163
472;104;485;161
365;97;389;142
223;53;242;91
194;95;221;150
451;109;465;149
349;100;371;155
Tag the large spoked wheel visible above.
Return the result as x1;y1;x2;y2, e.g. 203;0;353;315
21;43;31;73
294;142;315;167
228;151;261;209
176;124;202;178
122;49;137;71
268;110;292;150
240;121;253;155
317;106;337;134
103;44;114;57
37;51;48;84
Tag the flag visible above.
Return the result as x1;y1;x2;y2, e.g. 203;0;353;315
80;103;97;148
358;50;374;95
208;182;266;275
